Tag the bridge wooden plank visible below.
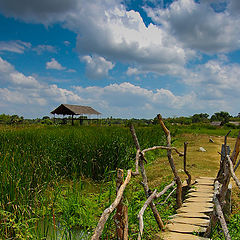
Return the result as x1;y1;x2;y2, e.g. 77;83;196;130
169;217;209;227
166;222;206;233
158;232;210;240
160;178;214;239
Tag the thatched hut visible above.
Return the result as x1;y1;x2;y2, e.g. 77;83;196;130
51;104;101;125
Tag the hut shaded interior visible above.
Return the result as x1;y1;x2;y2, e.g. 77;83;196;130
51;104;101;125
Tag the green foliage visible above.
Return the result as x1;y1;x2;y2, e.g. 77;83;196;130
211;111;231;125
0;125;165;239
192;113;209;123
167;116;192;125
0;114;24;124
211;213;240;239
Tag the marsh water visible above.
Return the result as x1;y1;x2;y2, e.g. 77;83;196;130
36;218;89;240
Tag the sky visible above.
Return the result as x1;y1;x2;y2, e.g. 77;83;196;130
0;0;240;119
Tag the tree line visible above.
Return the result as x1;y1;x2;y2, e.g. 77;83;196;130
0;111;239;126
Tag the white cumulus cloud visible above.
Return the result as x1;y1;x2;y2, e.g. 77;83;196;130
82;55;115;79
0;40;31;53
46;58;65;70
146;0;240;53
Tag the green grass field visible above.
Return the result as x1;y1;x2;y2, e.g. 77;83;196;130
0;124;168;239
1;123;240;239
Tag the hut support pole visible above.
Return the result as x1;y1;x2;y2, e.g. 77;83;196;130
71;114;74;126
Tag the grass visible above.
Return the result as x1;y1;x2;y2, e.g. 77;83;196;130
1;123;240;239
145;128;240;239
0;124;167;239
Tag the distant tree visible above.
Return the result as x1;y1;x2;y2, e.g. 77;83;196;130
42;116;50;120
210;111;231;125
192;113;209;123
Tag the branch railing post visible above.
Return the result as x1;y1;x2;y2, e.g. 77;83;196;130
205;131;240;239
157;114;182;208
183;142;191;187
114;169;128;240
92;117;189;239
129;124;164;230
91;170;132;240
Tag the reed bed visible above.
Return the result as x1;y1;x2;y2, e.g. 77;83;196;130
0;125;165;239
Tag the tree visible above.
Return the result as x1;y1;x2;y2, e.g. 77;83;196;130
192;113;209;123
210;111;231;125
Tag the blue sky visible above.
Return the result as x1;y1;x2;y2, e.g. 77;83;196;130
0;0;240;119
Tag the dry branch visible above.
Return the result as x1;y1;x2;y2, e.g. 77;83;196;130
138;189;157;240
158;187;176;205
132;149;140;176
234;158;240;172
129;124;164;230
91;170;132;240
157;114;182;208
227;155;240;190
231;131;240;165
156;180;176;198
183;142;191;187
137;181;176;239
214;195;231;240
114;169;128;239
142;146;184;156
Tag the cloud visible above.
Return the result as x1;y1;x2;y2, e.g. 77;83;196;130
82;55;115;79
46;58;65;70
228;0;240;14
0;57;197;118
69;1;191;76
0;0;78;24
126;67;140;76
0;55;238;118
0;0;191;76
181;58;240;113
0;40;31;53
74;82;197;118
145;0;240;53
0;57;84;117
64;40;70;46
0;56;14;73
33;44;56;55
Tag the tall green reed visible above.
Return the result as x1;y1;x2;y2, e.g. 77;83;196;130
0;125;165;238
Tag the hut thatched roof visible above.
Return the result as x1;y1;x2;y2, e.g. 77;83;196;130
51;104;101;115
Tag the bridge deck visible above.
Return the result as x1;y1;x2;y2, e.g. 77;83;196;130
157;177;215;240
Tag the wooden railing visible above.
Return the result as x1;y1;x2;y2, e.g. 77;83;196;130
204;131;240;240
91;114;192;240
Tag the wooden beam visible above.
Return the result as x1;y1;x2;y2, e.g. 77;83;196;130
130;124;164;230
183;142;191;187
91;170;132;240
157;114;182;208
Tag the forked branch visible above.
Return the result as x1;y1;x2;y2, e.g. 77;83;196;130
142;146;184;156
231;131;240;165
227;155;240;190
157;114;182;208
130;124;164;230
137;181;176;239
91;170;132;240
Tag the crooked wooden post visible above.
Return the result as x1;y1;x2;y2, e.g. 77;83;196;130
183;142;191;187
129;124;164;231
114;169;128;240
157;114;182;208
205;131;240;238
91;170;132;240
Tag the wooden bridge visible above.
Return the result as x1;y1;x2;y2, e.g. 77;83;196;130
158;177;214;240
91;116;240;240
